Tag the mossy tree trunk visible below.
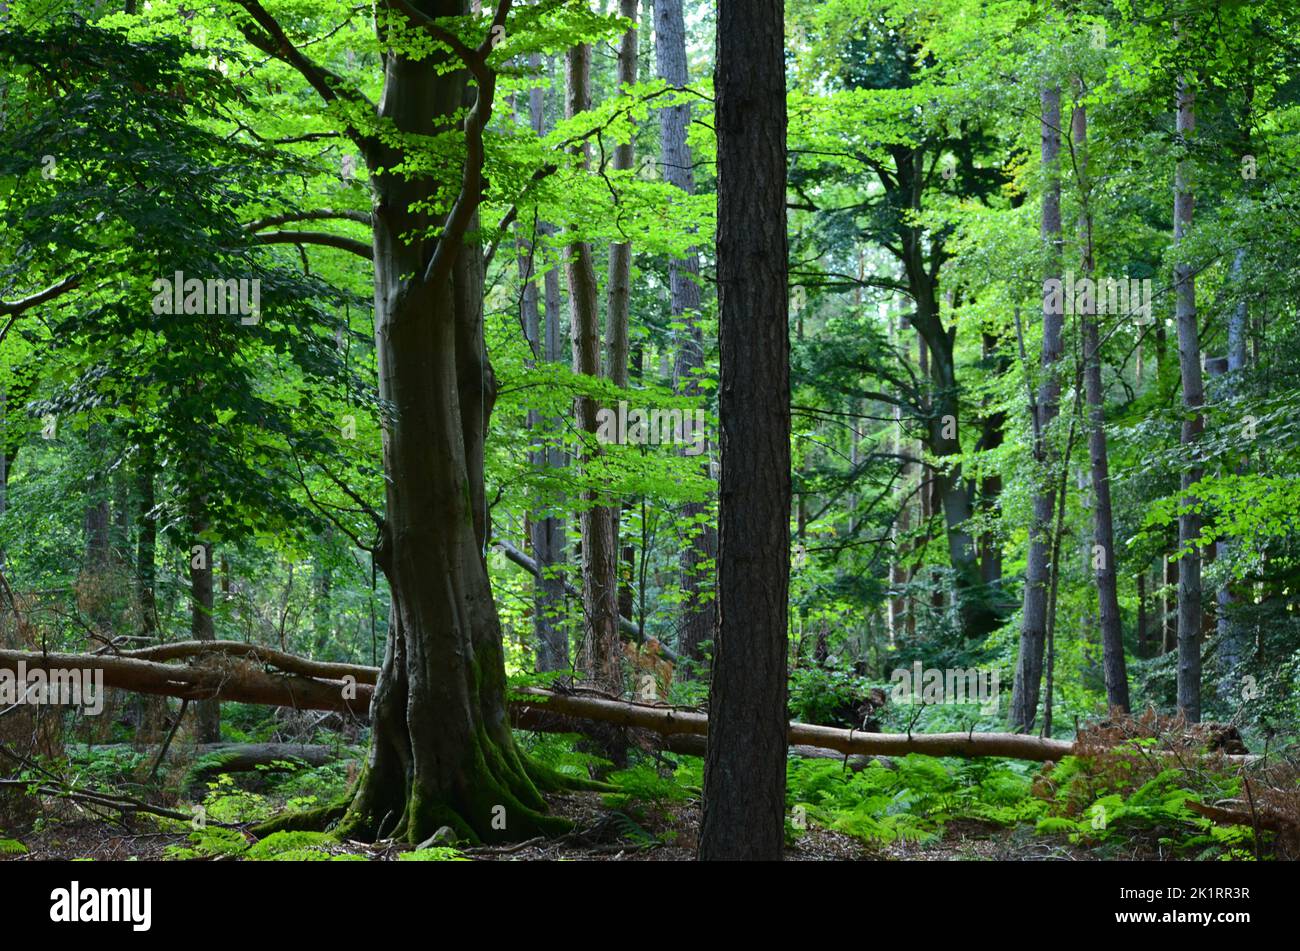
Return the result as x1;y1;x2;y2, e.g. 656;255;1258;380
333;0;564;844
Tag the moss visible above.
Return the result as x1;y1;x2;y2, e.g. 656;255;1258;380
399;847;468;861
250;798;348;837
524;757;617;794
246;830;336;859
333;679;577;846
394;727;573;845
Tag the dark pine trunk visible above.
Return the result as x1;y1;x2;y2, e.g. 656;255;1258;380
699;0;790;862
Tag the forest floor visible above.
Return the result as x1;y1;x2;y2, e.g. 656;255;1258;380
2;789;1110;861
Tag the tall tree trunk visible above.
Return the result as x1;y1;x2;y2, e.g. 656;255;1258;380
699;0;790;862
1011;85;1064;732
606;0;638;657
605;0;635;392
655;0;717;671
1215;63;1254;693
564;40;621;692
136;438;158;640
522;54;568;673
312;532;333;657
979;330;1005;586
1136;569;1149;658
81;432;114;634
1163;554;1177;654
1215;248;1249;696
188;500;220;743
888;312;912;643
1174;65;1203;723
905;257;984;632
1074;100;1129;714
341;0;564;844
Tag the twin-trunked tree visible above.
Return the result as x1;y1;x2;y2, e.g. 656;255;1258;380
235;0;564;843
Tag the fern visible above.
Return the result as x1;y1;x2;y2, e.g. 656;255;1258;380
515;731;612;780
246;830;334;860
164;826;250;860
603;763;693;808
399;847;468;861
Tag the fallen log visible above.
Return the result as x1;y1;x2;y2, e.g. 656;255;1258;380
115;641;377;685
653;732;882;771
512;688;1077;762
181;743;349;793
70;742;346;791
1;648;1255;765
0;649;372;715
505;705;881;769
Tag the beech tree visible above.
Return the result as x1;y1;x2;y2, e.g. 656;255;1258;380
1010;84;1065;733
655;0;717;670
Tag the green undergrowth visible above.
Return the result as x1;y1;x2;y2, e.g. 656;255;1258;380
784;749;1266;859
9;729;1271;861
164;827;465;861
786;755;1040;847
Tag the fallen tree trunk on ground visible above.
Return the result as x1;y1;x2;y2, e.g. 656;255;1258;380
511;688;1077;762
69;742;347;792
70;742;341;767
1;648;1254;765
115;641;376;684
0;649;371;714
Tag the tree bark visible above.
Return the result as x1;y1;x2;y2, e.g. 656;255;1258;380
339;0;565;844
564;40;621;694
1011;84;1064;732
979;331;1005;587
521;56;568;673
188;500;220;743
1073;100;1130;714
135;438;159;640
883;161;991;635
1174;65;1203;723
699;0;790;862
1136;568;1149;658
605;0;638;659
1163;554;1177;653
1215;248;1248;698
655;0;717;673
80;443;113;634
